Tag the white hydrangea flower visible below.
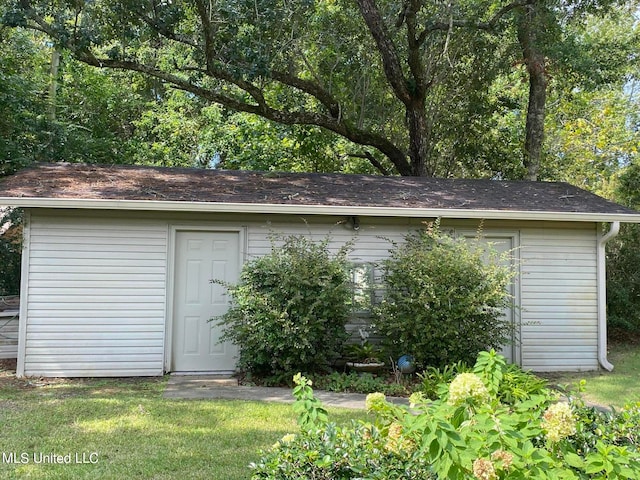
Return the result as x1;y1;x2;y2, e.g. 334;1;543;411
447;373;490;406
542;402;576;442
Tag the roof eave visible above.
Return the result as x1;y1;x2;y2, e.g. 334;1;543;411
2;197;640;223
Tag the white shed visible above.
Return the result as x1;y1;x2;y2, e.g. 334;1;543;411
1;163;639;377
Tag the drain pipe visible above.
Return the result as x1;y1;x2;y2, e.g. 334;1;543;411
597;221;620;371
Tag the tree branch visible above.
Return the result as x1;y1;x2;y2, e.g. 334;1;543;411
357;0;412;106
347;152;393;176
416;0;533;45
16;0;413;175
270;71;341;119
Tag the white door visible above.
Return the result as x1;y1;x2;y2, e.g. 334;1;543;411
172;231;240;373
463;234;518;364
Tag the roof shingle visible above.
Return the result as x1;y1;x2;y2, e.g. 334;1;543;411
0;163;637;219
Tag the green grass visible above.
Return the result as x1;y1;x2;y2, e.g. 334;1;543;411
543;341;640;409
0;375;367;480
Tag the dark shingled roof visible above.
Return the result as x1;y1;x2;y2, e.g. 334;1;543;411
0;163;638;219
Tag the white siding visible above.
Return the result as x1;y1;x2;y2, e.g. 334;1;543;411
519;226;598;371
19;211;602;376
246;219;411;261
0;312;19;358
22;214;168;376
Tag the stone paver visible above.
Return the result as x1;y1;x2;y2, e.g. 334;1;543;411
163;375;408;409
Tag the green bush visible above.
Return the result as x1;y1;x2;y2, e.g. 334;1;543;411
251;351;640;479
215;234;352;379
0;208;22;296
607;166;640;334
374;222;515;368
607;224;640;333
311;371;412;396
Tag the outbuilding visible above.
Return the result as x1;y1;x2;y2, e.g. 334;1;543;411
1;163;639;377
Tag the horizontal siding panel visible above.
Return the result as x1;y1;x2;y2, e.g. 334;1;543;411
524;348;597;358
27;338;162;347
521;252;595;261
24;214;168;377
27;317;164;327
29;295;166;304
30;250;165;260
28;324;163;333
521;310;597;320
524;272;597;280
29;265;165;275
29;288;165;296
519;227;598;371
0;315;19;359
522;265;595;274
27;311;164;320
24;360;163;368
30;234;167;246
521;291;597;301
27;302;164;310
28;280;166;289
522;319;598;332
527;308;597;318
30;223;166;234
519;338;597;346
522;283;596;292
27;354;162;363
23;366;163;377
27;346;164;355
30;258;166;267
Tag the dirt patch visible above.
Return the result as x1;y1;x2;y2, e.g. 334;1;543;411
0;358;166;395
609;330;640;346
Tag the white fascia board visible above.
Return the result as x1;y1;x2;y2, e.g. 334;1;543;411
2;197;640;223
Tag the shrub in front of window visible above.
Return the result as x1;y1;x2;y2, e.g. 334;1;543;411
374;222;514;368
214;234;352;380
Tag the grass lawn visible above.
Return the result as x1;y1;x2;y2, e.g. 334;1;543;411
0;363;368;480
542;341;640;409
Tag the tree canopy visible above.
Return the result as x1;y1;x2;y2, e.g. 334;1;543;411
0;0;601;177
0;0;637;181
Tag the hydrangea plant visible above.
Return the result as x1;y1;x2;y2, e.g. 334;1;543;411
251;351;640;479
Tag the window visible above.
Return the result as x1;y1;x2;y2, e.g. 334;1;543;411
349;263;376;314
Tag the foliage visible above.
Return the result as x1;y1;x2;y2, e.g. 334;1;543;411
3;0;596;178
418;361;471;400
215;234;352;378
252;373;435;480
292;373;329;431
2;1;638;181
344;341;384;363
252;352;640;479
607;165;640;333
0;207;22;296
572;401;640;455
374;223;515;368
311;371;411;397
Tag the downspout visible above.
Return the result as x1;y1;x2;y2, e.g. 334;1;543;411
597;221;620;371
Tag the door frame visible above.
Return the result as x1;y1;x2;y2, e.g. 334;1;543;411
456;229;522;366
164;224;246;373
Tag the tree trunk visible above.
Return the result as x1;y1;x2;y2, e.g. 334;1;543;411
407;100;432;177
48;48;61;122
517;3;547;181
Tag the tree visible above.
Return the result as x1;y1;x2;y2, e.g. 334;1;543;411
4;0;550;177
0;23;159;175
